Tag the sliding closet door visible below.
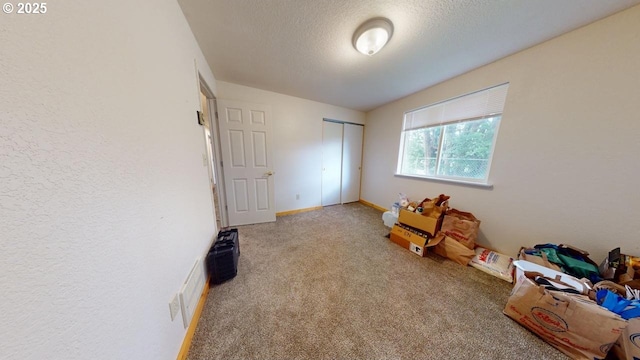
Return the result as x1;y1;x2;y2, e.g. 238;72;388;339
321;121;343;206
341;123;363;203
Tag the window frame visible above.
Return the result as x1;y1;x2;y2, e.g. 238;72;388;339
395;84;508;187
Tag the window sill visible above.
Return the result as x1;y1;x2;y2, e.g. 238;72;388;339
394;173;494;189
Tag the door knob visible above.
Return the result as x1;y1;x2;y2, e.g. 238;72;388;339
265;171;274;176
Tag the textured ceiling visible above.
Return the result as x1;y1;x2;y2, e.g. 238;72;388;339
178;0;639;112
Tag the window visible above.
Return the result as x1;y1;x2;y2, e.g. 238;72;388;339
397;83;509;184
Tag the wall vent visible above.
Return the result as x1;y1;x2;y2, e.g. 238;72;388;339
179;258;206;328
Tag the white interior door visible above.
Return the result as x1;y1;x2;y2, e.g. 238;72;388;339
341;123;363;203
217;99;275;226
322;121;343;206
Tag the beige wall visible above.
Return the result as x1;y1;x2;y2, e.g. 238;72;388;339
216;81;366;213
361;5;640;262
1;1;217;359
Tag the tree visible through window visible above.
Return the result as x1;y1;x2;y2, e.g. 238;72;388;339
397;84;508;183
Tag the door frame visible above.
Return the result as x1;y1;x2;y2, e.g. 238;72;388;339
198;74;229;228
341;122;364;203
207;98;229;228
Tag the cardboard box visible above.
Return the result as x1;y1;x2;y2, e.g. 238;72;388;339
618;254;640;290
389;224;442;257
612;317;640;360
504;276;628;359
397;209;442;237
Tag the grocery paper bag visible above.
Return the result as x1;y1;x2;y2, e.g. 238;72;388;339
504;277;627;359
432;234;475;266
612;317;640;360
441;209;480;249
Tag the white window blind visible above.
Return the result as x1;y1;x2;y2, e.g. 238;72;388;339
403;83;509;131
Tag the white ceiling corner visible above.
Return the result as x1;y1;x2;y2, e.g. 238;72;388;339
178;0;640;112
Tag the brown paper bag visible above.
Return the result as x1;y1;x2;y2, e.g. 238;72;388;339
441;209;480;249
612;317;640;360
504;277;628;360
433;234;475;266
518;247;563;272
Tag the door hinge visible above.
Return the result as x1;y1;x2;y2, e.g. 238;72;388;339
220;161;223;167
215;111;219;119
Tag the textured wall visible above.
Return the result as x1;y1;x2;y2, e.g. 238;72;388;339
216;81;365;213
361;5;640;262
0;1;217;359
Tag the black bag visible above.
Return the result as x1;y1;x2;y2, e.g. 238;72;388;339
206;229;240;284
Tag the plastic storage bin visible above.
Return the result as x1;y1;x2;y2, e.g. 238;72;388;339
512;260;591;294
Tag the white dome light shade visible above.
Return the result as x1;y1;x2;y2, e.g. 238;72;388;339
353;18;393;56
355;28;389;56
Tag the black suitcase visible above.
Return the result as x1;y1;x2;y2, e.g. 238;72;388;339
206;229;239;284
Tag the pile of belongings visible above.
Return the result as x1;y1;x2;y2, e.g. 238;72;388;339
509;244;640;359
392;193;480;265
391;193;517;283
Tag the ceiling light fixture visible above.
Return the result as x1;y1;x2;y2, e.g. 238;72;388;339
352;17;394;56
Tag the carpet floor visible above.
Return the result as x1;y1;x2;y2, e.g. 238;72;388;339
187;203;567;359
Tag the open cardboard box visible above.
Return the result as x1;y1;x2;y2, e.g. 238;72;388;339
389;224;442;257
601;248;640;289
618;254;640;289
398;209;442;237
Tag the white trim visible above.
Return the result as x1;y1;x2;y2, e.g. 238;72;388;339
208;98;229;228
394;173;494;189
195;60;228;229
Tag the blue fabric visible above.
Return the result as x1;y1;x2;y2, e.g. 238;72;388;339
596;289;640;320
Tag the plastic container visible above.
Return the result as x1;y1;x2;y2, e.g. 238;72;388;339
382;211;398;228
513;260;591;294
391;202;400;215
